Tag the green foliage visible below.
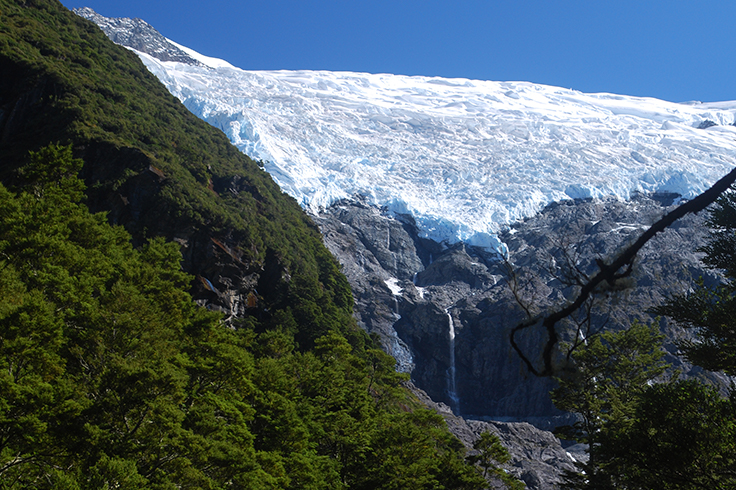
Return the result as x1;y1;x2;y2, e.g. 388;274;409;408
0;145;258;487
21;143;85;200
602;380;736;489
466;432;524;490
0;145;484;488
655;189;736;375
552;322;668;445
356;409;486;490
551;322;669;488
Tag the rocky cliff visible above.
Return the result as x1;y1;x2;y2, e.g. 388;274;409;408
316;193;732;488
317;193;727;426
72;7;205;66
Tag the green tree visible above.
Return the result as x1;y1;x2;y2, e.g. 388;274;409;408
603;380;736;489
550;321;669;488
358;409;486;490
466;432;524;490
655;189;736;374
0;146;269;487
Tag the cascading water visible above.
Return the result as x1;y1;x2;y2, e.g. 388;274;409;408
445;307;460;414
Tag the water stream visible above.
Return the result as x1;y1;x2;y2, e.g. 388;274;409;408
445;307;460;414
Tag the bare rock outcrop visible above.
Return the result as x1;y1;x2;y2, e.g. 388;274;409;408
410;382;579;489
318;193;720;423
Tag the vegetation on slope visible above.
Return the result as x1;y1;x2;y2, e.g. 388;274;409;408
0;1;491;488
0;145;485;488
0;0;354;349
553;193;736;488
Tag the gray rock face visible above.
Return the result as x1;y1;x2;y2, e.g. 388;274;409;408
316;199;427;372
73;8;205;67
318;193;731;487
318;193;725;426
410;382;578;489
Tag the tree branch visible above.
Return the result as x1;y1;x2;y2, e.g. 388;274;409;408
510;165;736;377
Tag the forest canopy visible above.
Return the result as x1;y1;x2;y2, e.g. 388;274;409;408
0;144;488;488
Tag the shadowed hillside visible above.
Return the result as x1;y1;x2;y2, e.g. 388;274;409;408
0;1;496;487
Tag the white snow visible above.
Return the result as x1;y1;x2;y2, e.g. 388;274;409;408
384;277;403;296
165;39;236;69
133;47;736;253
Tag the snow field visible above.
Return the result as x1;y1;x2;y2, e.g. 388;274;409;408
136;48;736;253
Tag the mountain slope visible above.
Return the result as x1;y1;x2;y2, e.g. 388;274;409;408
79;4;736;408
0;0;356;341
70;9;736;487
0;1;495;488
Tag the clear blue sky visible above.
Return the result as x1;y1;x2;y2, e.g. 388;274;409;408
60;0;735;103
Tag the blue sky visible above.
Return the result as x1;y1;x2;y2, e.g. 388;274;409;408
60;0;735;103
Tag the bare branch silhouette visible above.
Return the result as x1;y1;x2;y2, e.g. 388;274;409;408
510;164;736;377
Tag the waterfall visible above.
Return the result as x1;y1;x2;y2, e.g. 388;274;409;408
445;308;460;414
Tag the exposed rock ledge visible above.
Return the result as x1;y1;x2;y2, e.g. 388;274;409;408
409;382;580;489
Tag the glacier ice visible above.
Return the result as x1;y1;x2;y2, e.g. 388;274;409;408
133;47;736;252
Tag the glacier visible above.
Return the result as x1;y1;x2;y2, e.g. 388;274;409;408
134;44;736;252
